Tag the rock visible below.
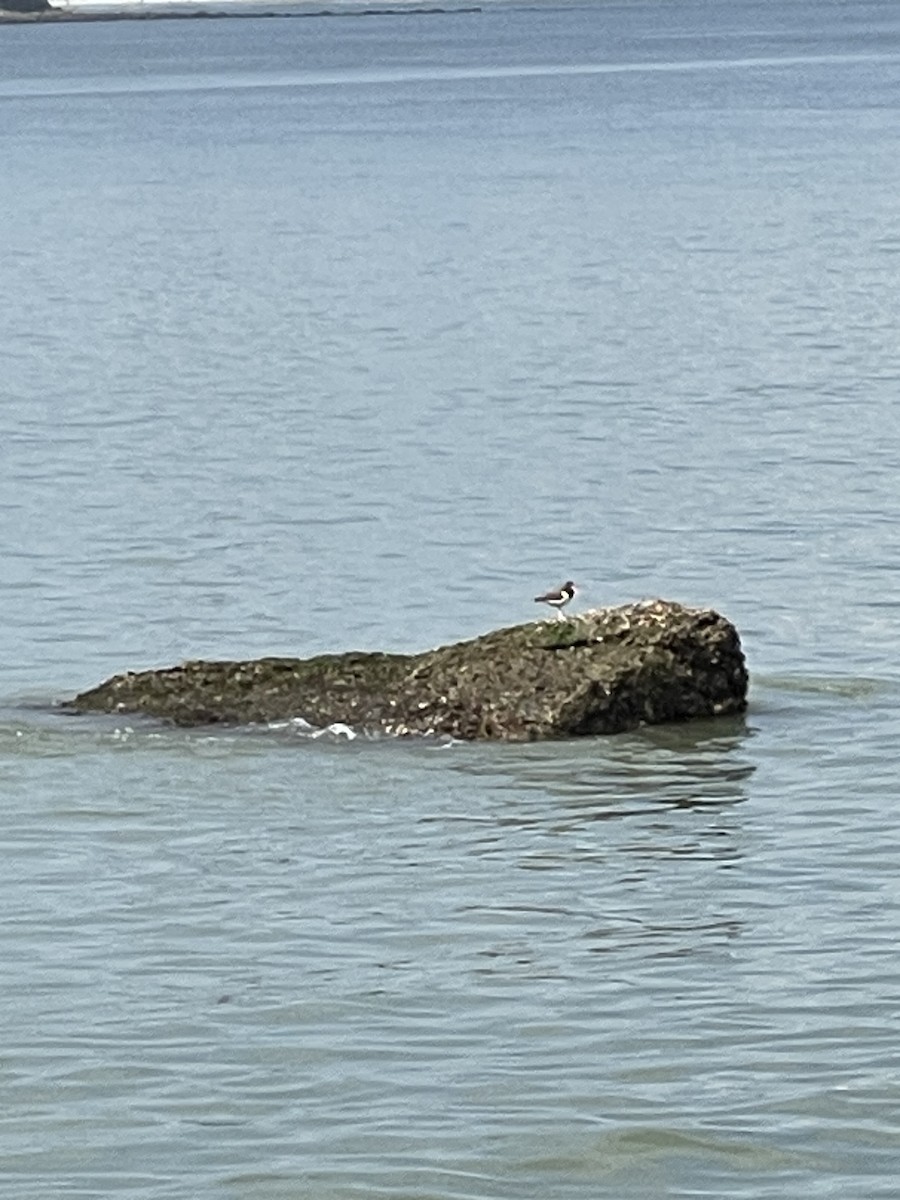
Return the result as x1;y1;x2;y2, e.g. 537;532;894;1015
66;599;748;740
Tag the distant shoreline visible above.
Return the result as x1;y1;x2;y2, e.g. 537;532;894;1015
0;4;481;25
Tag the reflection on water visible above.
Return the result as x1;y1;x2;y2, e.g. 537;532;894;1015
410;720;758;980
450;714;754;819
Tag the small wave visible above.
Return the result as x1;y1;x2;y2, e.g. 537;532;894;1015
0;703;463;753
268;716;358;741
753;673;889;700
266;715;461;747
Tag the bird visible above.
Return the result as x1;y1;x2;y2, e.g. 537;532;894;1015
534;580;576;620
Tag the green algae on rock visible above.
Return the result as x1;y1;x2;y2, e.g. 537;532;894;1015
66;599;748;740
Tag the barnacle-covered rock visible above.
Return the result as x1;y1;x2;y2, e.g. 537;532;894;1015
66;599;748;740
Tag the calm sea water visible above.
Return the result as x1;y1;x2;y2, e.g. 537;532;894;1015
3;1;900;1196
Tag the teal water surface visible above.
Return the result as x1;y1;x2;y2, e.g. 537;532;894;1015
3;1;900;1196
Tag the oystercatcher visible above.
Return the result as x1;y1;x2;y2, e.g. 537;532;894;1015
534;580;576;620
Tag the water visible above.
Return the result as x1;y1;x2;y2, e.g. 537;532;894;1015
3;1;900;1194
